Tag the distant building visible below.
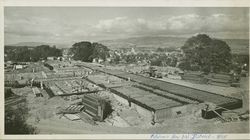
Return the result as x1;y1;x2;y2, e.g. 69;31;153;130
93;58;104;63
57;57;65;61
62;49;69;57
131;47;137;54
47;57;55;60
15;65;24;70
98;58;104;63
62;48;72;61
106;58;111;62
125;47;137;55
92;58;98;63
6;61;13;65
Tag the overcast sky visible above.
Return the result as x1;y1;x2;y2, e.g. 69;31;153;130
4;7;249;44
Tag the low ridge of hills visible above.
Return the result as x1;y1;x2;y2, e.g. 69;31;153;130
5;36;249;54
5;42;70;49
99;36;249;54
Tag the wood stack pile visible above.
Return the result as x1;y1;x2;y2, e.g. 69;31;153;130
81;94;106;121
181;71;206;84
206;73;232;87
60;105;85;114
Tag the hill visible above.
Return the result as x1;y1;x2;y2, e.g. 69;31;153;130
223;39;249;55
99;36;249;54
6;36;249;54
6;42;70;49
99;36;187;50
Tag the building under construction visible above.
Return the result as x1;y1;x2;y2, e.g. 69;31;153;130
79;63;243;123
20;61;243;124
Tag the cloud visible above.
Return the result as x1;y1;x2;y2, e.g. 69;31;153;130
93;13;248;38
4;11;249;44
5;15;92;43
94;17;149;34
5;16;57;37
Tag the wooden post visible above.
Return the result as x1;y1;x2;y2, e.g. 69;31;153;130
211;109;227;122
40;81;43;89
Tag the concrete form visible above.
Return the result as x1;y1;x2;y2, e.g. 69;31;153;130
35;62;242;123
110;86;192;122
99;68;241;108
79;63;242;122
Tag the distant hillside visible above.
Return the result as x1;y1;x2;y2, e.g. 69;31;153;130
6;36;249;54
223;39;249;55
99;36;187;50
6;42;70;49
99;36;249;54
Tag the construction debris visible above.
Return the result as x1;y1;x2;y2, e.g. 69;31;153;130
206;73;234;87
63;114;81;121
32;87;43;97
181;71;206;84
60;105;85;114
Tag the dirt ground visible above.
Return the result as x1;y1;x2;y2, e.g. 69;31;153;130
29;111;249;134
13;87;247;134
6;62;249;134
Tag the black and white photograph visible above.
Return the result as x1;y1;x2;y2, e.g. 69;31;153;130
2;4;250;138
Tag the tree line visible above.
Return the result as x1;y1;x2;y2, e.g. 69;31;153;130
69;34;241;74
5;34;247;74
4;45;62;62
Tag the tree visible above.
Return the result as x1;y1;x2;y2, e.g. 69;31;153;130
70;42;110;62
232;54;249;72
4;45;62;62
180;34;232;73
150;58;162;66
5;104;37;134
70;41;93;62
156;47;165;52
169;57;178;67
89;43;110;61
178;61;191;70
124;54;137;64
5;88;14;99
31;45;62;61
7;47;32;62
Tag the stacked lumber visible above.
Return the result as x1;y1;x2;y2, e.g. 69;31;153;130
181;71;206;84
206;73;232;87
82;94;106;121
61;105;85;114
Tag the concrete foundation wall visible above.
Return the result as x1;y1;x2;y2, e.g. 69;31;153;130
131;102;153;120
154;108;172;122
170;104;193;117
110;87;198;123
112;92;153;121
155;104;196;122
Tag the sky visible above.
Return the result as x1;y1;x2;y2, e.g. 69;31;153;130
4;7;249;44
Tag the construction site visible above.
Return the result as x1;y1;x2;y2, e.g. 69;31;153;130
4;60;249;134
